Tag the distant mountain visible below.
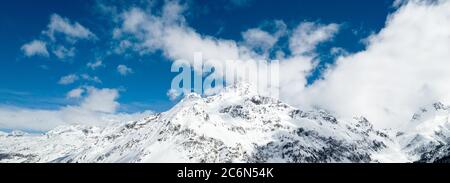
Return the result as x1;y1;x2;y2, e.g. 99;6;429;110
1;84;449;163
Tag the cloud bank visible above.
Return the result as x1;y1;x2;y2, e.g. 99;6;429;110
110;0;450;129
296;1;450;128
111;1;333;101
8;0;450;131
0;87;153;131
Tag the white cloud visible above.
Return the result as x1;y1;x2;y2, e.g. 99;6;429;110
289;22;339;55
161;0;187;23
294;1;450;128
112;2;328;101
242;28;278;54
21;40;49;57
81;74;102;83
44;14;96;41
0;87;153;131
393;0;407;7
58;74;102;85
330;47;349;57
117;64;133;76
166;89;181;101
11;1;339;131
52;45;75;59
10;0;448;132
112;2;331;69
121;8;148;33
278;56;315;103
241;20;287;54
21;14;96;60
87;60;104;70
58;74;79;85
66;88;84;98
110;1;450;131
113;4;186;55
80;87;119;113
113;40;133;54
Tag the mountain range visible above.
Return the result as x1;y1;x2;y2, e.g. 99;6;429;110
1;84;449;163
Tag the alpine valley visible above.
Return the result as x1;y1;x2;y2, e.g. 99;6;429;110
1;84;449;163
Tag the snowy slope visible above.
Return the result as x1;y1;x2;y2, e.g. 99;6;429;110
0;84;448;163
396;102;450;162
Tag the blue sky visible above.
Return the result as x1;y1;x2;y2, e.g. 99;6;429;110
3;0;423;132
0;0;394;112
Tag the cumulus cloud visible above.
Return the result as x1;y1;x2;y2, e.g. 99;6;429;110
44;14;96;41
295;1;450;128
21;14;96;60
52;45;76;59
242;20;287;54
113;2;253;74
80;87;119;113
0;87;153;131
117;64;133;76
111;1;333;102
9;0;448;132
110;0;450;130
10;1;337;131
242;28;278;54
66;88;85;98
289;22;339;55
87;60;104;70
166;88;181;101
58;74;102;85
81;74;102;83
58;74;79;85
21;40;49;57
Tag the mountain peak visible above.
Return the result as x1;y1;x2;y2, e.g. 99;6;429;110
0;85;394;162
2;88;450;163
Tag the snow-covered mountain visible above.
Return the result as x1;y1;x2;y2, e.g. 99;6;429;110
0;84;449;163
396;102;450;163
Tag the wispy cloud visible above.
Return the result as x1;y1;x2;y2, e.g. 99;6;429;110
0;87;153;131
87;60;104;70
81;74;102;83
117;64;133;76
52;45;76;59
66;87;84;98
21;40;49;57
58;74;79;85
289;22;339;56
44;14;96;41
58;74;102;85
21;14;96;60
